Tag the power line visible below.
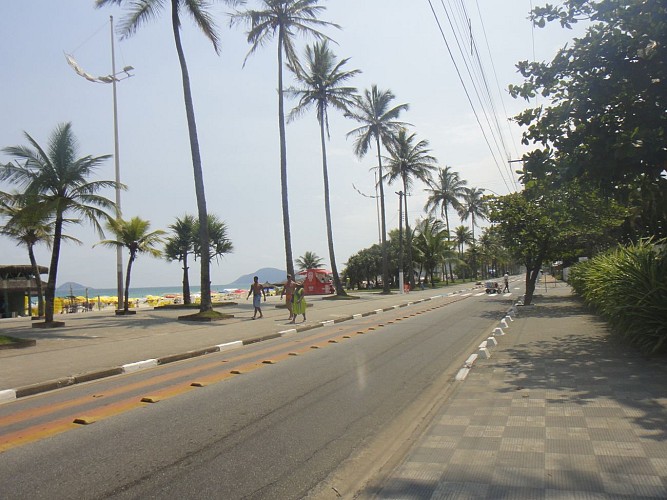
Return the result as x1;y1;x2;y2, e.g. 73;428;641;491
427;0;512;192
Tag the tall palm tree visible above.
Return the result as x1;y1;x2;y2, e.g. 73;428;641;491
424;166;467;241
287;40;359;296
1;123;119;325
97;216;165;312
231;0;339;279
424;166;467;281
296;250;324;271
346;85;410;293
454;225;473;258
457;186;486;280
0;192;54;317
164;214;197;304
457;186;487;242
384;128;437;288
97;0;239;313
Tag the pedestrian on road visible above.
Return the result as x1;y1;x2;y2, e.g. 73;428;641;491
503;273;510;293
290;283;307;323
246;276;266;319
280;274;297;321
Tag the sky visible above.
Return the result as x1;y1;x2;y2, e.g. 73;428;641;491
0;1;584;289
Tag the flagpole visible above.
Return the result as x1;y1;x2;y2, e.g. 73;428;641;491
110;15;124;311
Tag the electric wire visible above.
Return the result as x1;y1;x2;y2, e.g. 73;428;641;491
428;0;512;192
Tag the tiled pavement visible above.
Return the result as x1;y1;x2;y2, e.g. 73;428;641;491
370;284;667;499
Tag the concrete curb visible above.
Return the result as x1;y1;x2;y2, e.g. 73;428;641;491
0;292;460;404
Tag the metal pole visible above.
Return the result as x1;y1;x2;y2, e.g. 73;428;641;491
110;16;124;310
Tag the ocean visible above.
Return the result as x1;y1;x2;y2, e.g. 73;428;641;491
58;285;247;299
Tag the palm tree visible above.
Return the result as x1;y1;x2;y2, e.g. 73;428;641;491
457;186;487;242
384;128;437;288
193;213;233;264
424;166;467;281
165;213;233;304
412;217;448;287
164;214;197;304
287;40;359;296
1;123;119;325
424;166;467;241
231;0;339;279
457;187;486;280
346;85;410;293
296;250;324;271
97;216;165;312
96;0;238;313
0;192;54;317
454;225;473;258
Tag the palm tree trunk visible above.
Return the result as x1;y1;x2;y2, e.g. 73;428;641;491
44;215;63;324
28;244;44;317
277;29;295;278
319;119;346;296
375;136;390;294
402;176;415;289
182;253;191;305
171;0;212;312
124;254;134;312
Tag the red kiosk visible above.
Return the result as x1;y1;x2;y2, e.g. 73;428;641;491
298;269;334;295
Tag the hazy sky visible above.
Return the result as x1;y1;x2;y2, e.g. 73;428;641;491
1;1;582;288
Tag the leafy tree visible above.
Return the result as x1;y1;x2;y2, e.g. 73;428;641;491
424;166;467;281
488;180;626;305
384;128;437;288
164;214;197;304
97;0;239;313
165;213;233;304
232;0;339;278
97;216;165;312
1;123;118;325
0;192;55;317
296;250;324;271
346;85;409;293
343;245;382;290
509;0;667;238
287;40;359;296
412;217;449;287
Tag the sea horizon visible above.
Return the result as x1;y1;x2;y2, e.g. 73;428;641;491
56;284;250;299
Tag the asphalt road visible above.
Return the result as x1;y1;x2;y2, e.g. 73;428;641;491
0;291;514;499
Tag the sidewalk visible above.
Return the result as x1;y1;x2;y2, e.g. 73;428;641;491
0;286;465;400
366;284;667;499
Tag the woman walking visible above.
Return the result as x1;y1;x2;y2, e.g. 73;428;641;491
290;284;307;323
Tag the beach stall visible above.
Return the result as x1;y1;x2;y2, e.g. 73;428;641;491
298;269;334;295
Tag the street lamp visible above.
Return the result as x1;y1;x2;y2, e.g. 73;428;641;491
65;15;133;309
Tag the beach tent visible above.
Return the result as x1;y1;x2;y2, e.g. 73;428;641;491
297;269;334;295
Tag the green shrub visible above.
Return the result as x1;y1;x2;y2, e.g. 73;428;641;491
569;239;667;354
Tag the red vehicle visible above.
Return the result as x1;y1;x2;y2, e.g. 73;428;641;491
298;269;334;295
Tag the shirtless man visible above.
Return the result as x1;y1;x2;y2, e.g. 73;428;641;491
280;274;297;321
246;276;266;319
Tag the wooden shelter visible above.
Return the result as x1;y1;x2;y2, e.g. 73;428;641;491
0;265;48;318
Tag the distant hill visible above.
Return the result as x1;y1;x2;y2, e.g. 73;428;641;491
56;281;93;296
227;267;287;287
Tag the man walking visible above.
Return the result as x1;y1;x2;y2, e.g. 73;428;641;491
503;273;510;293
247;276;266;319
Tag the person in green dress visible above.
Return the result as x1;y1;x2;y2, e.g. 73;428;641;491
290;283;307;323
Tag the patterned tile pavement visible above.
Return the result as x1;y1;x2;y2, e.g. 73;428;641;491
370;285;667;499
